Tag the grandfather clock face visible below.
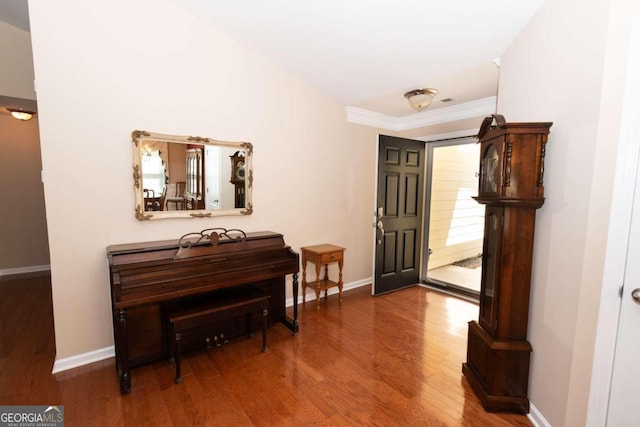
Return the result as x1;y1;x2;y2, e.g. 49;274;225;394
235;161;245;180
481;144;500;194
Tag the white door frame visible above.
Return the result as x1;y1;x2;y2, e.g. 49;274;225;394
420;136;479;284
587;19;640;426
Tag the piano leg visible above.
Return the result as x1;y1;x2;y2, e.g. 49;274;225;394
280;273;300;334
174;332;182;384
262;307;268;352
115;309;131;393
293;273;299;332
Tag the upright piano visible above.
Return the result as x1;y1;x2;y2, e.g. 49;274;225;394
107;229;299;393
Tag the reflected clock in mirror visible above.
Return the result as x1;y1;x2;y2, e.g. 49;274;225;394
131;130;253;221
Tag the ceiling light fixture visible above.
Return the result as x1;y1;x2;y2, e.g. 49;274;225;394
7;108;36;121
404;88;438;111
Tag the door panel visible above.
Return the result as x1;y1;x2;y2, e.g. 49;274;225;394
374;135;425;295
382;231;397;275
606;136;640;425
402;229;416;270
385;173;399;217
405;174;419;215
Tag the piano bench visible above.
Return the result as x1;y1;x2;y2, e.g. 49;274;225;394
164;286;270;384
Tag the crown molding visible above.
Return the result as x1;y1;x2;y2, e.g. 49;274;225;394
345;96;496;131
416;129;478;142
343;107;397;130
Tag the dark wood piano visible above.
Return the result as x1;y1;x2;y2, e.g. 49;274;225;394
107;229;299;393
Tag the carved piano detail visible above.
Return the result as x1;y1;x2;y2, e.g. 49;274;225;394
107;229;299;393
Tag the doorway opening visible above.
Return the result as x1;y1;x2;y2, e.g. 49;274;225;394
421;138;484;297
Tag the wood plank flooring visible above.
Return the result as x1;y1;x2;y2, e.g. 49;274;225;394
0;273;531;426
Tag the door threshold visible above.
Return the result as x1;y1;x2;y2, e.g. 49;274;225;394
419;281;479;303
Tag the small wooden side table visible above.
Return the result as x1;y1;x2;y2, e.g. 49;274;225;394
300;244;345;310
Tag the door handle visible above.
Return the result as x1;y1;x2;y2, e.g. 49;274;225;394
632;288;640;304
376;220;384;245
375;207;385;245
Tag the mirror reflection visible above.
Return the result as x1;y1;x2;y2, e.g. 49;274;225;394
132;131;253;221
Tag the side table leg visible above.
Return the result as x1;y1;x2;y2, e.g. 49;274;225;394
338;259;344;304
302;256;307;304
323;264;329;300
315;262;322;310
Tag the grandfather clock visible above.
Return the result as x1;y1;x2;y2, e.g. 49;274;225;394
462;114;552;413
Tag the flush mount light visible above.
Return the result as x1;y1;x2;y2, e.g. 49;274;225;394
7;108;36;121
404;88;438;111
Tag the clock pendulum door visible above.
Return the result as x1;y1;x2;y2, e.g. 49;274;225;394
229;151;246;208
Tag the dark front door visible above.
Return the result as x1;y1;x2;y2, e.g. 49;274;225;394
374;135;425;295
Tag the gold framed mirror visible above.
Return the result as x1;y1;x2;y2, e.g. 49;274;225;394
131;130;253;221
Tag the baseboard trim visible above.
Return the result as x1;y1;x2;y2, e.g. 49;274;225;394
528;402;551;427
286;278;371;307
0;264;50;277
52;346;115;374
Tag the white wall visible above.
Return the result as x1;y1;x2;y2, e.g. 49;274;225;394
498;0;639;425
0;114;49;270
28;0;380;360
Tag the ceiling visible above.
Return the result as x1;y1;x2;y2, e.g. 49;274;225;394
0;0;545;119
177;0;545;117
0;1;29;32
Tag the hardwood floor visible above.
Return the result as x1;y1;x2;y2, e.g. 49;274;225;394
0;274;532;426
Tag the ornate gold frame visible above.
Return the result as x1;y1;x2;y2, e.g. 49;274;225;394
132;130;253;221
